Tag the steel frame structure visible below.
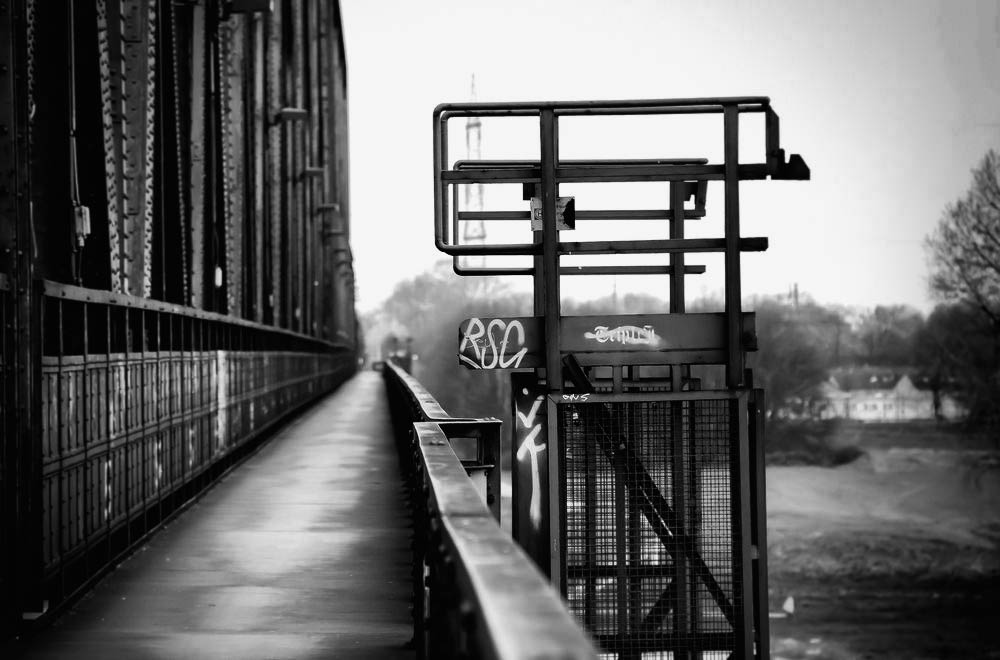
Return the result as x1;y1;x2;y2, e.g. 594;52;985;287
0;0;358;636
33;280;355;616
435;97;808;659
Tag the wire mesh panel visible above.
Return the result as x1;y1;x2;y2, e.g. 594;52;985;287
561;397;741;659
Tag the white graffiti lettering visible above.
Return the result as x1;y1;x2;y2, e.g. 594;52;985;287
561;393;591;402
515;391;546;531
459;317;528;369
583;324;660;347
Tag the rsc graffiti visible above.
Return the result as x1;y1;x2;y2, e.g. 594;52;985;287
458;317;529;369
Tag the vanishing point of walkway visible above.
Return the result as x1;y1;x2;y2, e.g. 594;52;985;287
11;371;414;659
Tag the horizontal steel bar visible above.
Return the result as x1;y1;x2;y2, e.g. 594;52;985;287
556;103;769;117
441;163;771;184
566;563;676;579
559;237;768;254
435;96;770;114
551;389;747;404
592;631;736;653
451;261;706;277
440;104;770;121
441;168;540;183
439;237;765;257
40;280;347;351
457;209;705;221
561;265;707;275
453;158;710;169
452;263;534;276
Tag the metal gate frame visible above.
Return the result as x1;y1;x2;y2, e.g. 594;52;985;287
435;97;807;659
551;389;767;659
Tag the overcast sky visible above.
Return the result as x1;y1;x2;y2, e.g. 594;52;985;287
339;0;1000;314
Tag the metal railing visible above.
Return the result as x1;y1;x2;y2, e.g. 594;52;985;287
383;360;598;659
10;280;356;622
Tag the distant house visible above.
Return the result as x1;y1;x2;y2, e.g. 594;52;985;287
815;368;966;422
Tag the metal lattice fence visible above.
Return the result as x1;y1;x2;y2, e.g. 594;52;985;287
561;398;742;658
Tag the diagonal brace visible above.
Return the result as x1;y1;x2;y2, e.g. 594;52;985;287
591;416;736;627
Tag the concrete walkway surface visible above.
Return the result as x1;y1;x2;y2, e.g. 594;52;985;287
10;371;414;660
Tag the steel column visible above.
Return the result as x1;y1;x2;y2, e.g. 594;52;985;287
723;106;742;389
539;109;561;390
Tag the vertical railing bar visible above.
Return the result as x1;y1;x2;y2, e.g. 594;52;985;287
103;304;111;557
81;301;90;577
723;105;742;389
123;305;131;542
626;405;641;659
751;390;770;660
584;404;596;630
139;306;146;535
669;177;693;660
56;297;64;597
731;396;754;658
614;408;628;654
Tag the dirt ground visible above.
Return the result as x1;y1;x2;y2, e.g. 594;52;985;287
766;446;1000;659
499;435;1000;658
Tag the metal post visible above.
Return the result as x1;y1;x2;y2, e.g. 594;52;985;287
669;181;692;658
733;396;755;658
539;109;561;391
750;390;770;660
723;106;742;389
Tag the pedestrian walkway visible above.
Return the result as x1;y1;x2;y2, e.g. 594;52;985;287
10;371;414;659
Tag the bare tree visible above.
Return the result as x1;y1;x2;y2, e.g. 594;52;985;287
926;150;1000;427
927;149;1000;323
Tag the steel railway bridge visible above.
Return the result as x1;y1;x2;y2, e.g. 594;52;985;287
1;1;810;658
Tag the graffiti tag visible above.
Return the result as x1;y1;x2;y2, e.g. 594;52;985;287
459;317;528;369
515;389;546;531
583;324;660;347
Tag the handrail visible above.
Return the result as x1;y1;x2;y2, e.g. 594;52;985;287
383;362;599;660
383;359;454;421
17;281;357;626
41;279;348;352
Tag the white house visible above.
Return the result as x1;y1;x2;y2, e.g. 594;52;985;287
815;368;966;422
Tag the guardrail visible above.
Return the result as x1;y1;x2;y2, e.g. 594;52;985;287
382;360;598;659
6;280;356;626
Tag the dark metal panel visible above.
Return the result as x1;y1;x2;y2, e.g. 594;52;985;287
251;14;266;322
266;3;282;325
561;397;741;656
97;0;125;294
166;0;190;303
458;314;757;370
120;0;157;298
25;1;73;284
188;2;207;308
511;373;550;576
0;0;45;622
219;15;246;317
